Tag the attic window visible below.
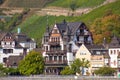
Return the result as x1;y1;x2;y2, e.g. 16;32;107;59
53;29;57;33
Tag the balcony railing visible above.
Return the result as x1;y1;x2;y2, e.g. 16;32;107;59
46;50;67;54
48;41;60;45
45;60;67;65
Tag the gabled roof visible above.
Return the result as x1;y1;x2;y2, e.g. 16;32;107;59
109;36;120;48
55;21;85;36
0;31;35;48
85;44;107;55
67;22;83;35
85;44;105;50
14;33;35;43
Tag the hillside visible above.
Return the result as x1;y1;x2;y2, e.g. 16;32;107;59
47;0;105;8
1;0;54;8
13;0;120;46
1;0;105;8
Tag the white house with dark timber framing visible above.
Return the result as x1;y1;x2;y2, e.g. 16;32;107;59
0;29;36;66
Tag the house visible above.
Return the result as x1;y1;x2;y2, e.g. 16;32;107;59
75;44;108;75
108;36;120;69
42;20;93;74
75;44;91;75
0;29;36;66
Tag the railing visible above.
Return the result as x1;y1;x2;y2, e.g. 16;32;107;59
45;60;67;65
46;50;67;54
48;41;60;45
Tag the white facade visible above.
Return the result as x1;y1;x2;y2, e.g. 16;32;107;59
0;32;36;64
109;48;120;68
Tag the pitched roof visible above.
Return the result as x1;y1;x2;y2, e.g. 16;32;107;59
109;36;120;48
85;44;105;50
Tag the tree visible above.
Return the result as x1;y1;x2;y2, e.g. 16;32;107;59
90;14;120;44
70;0;77;11
60;66;75;75
71;58;90;74
0;64;7;76
18;51;44;75
94;66;116;76
60;58;90;75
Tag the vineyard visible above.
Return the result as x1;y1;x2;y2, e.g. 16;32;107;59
14;0;120;45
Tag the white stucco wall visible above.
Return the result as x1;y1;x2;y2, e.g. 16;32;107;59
109;48;120;68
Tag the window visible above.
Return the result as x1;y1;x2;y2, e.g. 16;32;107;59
114;50;116;54
59;56;62;61
54;56;57;61
80;52;86;55
53;29;57;33
49;56;52;61
3;57;7;63
63;56;66;61
111;50;112;54
3;49;13;54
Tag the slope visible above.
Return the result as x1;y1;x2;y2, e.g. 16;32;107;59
13;0;120;46
2;0;54;8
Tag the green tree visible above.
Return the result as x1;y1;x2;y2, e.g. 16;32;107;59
18;51;44;75
60;58;90;75
94;66;116;76
70;0;77;11
90;14;120;44
0;64;7;76
60;66;75;75
71;58;90;74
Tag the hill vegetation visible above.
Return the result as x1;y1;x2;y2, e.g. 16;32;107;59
12;0;120;46
4;0;54;8
47;0;105;8
3;0;105;8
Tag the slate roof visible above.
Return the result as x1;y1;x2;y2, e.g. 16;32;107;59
0;31;35;48
85;44;108;55
55;21;84;36
85;44;105;50
109;36;120;48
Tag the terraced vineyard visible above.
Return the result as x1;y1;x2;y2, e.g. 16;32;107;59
14;0;120;45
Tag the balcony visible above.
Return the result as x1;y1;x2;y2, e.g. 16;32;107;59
45;60;67;65
48;41;60;45
46;50;67;55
